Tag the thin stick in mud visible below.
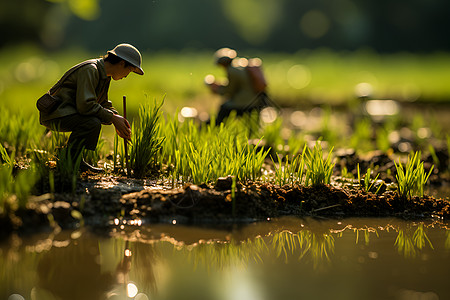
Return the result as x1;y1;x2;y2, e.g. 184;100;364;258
123;95;130;177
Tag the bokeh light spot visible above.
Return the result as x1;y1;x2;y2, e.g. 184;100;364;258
290;110;306;127
260;107;278;123
8;294;25;300
287;65;311;89
127;283;138;298
354;82;373;98
365;100;399;116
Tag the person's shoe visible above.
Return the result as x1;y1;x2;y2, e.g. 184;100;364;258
79;159;104;173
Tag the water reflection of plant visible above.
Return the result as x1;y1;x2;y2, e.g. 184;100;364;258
271;230;335;268
445;230;450;250
394;224;434;258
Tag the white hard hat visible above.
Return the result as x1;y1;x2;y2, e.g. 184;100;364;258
108;43;144;75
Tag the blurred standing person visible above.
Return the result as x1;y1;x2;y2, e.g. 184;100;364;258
37;43;144;173
205;47;269;124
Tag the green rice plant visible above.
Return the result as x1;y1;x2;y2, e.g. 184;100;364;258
113;134;125;172
357;163;382;194
428;144;440;168
349;118;373;153
0;142;13;165
271;148;306;186
287;131;306;156
271;153;289;186
304;142;335;186
129;99;165;178
259;116;284;153
320;105;339;146
162;114;269;185
0;106;44;157
0;159;38;214
56;145;83;193
375;126;391;153
394;151;434;201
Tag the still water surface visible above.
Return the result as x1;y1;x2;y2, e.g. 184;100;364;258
2;217;449;300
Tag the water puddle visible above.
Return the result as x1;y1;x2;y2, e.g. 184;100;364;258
2;217;449;300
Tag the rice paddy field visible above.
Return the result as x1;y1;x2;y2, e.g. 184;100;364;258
1;45;450;231
2;46;450;300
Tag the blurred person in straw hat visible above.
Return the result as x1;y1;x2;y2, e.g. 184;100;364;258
205;47;269;125
38;43;144;173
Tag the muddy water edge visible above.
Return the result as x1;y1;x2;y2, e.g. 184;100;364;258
1;216;449;300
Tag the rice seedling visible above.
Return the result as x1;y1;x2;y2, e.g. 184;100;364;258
349;118;373;153
0;142;13;165
357;163;382;194
161;114;269;185
375;126;391;153
129;99;165;178
55;145;83;193
259;117;284;151
304;142;335;186
0;151;38;214
113;134;125;172
394;151;434;201
271;148;306;186
271;153;289;186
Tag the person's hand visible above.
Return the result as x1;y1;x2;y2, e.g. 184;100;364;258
111;114;131;141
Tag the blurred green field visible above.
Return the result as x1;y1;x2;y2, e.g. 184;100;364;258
1;45;450;119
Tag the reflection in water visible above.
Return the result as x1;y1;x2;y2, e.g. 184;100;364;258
395;224;434;258
1;218;449;300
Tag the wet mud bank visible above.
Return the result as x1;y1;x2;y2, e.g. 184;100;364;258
2;175;449;240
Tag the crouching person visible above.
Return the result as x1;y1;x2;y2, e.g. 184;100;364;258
38;43;144;173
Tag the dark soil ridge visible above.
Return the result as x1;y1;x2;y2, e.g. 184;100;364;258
2;176;449;240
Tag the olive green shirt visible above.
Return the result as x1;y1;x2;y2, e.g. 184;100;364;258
40;58;117;124
217;65;258;109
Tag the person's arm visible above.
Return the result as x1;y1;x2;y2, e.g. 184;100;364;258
75;65;114;123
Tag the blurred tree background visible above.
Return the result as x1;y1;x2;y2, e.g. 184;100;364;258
2;0;450;53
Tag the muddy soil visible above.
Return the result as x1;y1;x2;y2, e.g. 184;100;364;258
2;170;449;241
1;142;449;240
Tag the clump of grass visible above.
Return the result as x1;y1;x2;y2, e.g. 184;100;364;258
357;163;382;194
161;114;269;185
304;142;335;186
0;149;38;215
271;146;306;186
0;142;13;165
394;151;434;201
130;99;165;178
55;145;83;193
0;106;44;157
